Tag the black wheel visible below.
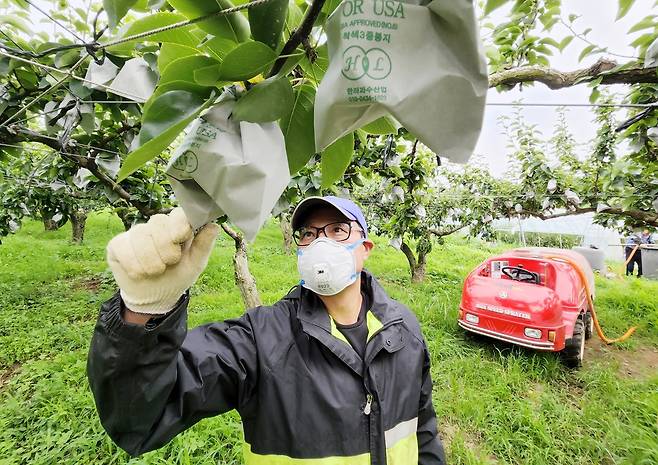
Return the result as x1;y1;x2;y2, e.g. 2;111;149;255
561;319;585;368
584;312;594;340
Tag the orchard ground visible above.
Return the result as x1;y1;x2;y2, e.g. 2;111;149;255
0;214;656;465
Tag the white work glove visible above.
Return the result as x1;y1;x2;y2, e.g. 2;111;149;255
106;207;220;314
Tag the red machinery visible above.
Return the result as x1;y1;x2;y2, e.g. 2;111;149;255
458;247;600;367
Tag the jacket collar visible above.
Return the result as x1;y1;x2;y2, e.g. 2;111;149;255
286;269;403;331
285;270;407;376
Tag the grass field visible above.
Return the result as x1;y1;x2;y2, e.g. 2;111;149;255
0;213;657;465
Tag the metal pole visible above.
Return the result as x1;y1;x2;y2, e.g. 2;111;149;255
517;215;526;247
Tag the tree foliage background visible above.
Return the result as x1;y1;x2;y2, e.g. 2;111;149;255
0;0;656;267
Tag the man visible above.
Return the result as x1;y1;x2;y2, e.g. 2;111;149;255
87;196;446;464
625;231;642;277
625;229;654;277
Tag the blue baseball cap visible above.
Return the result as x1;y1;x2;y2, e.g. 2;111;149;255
291;196;368;238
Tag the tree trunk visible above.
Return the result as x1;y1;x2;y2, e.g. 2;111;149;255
280;215;293;254
413;250;427;283
221;224;262;309
41;209;62;231
43;218;59;231
400;241;427;283
70;209;87;244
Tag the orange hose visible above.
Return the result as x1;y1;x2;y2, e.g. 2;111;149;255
622;244;640;273
542;254;637;344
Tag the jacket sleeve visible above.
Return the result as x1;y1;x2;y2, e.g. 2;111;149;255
86;291;258;456
417;340;446;465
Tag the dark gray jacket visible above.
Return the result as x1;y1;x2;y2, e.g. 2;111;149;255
87;270;445;464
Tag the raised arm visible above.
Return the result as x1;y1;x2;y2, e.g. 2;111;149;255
87;293;258;456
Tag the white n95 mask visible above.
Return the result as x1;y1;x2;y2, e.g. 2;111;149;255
297;238;364;296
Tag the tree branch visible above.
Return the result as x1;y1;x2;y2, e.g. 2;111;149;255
489;58;658;90
429;223;469;237
9;127;165;217
221;222;242;244
267;0;326;77
519;207;658;227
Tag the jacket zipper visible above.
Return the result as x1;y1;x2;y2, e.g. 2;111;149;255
361;316;402;417
363;393;373;415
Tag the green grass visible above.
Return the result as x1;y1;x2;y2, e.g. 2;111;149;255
0;214;657;465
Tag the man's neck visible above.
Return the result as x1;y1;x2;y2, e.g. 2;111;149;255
319;277;363;325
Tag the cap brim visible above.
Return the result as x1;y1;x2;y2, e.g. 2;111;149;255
291;196;357;231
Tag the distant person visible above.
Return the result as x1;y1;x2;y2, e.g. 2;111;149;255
87;196;445;464
641;229;654;246
625;230;650;277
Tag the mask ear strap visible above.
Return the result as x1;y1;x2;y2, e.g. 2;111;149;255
346;239;365;251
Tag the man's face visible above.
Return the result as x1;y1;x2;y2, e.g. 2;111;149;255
299;206;374;273
643;229;650;236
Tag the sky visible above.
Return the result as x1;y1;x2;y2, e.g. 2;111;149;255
474;0;654;176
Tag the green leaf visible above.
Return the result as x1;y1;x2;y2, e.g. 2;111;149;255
578;44;597;62
249;0;288;50
321;133;354;188
389;165;403;178
168;0;250;42
0;57;16;75
159;55;220;86
193;65;225;86
484;0;509;15
232;76;293;122
299;44;328;83
628;17;657;33
589;87;600;103
157;43;201;73
321;0;342;17
616;0;635;20
202;37;238;61
280;83;316;174
118;91;214;181
630;32;656;48
287;0;304;29
535;44;553;56
146;80;212;109
103;0;139;28
54;49;81;68
276;46;305;76
69;80;93;99
361;117;399;135
217;41;277;81
540;38;560;48
14;68;38;89
108;12;201;54
557;36;574;51
0;15;30;33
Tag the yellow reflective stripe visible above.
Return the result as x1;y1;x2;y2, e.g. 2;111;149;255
385;432;418;465
384;417;418;448
366;310;383;341
243;419;418;465
330;318;350;345
243;443;371;464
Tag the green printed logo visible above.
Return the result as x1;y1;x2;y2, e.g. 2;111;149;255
342;46;392;80
172;150;198;173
